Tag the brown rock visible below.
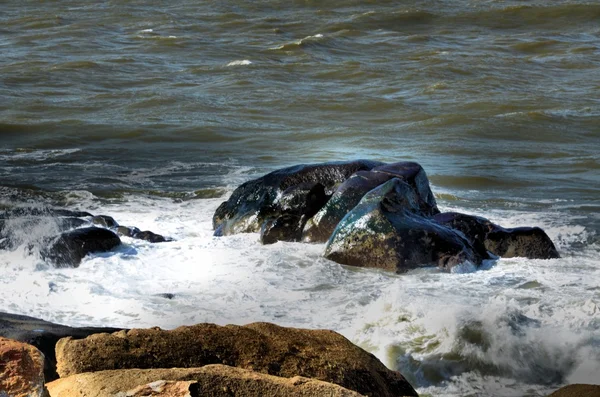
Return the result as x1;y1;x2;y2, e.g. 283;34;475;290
0;337;47;397
46;365;368;397
547;384;600;397
55;322;417;397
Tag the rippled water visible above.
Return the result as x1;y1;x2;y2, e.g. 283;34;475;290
1;1;599;396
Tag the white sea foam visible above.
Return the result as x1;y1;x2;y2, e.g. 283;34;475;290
0;148;81;162
0;179;598;396
226;60;252;67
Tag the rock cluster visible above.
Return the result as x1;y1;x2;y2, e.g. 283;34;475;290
0;207;171;268
213;160;560;272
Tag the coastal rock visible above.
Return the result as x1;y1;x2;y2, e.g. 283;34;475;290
0;337;47;397
433;212;559;259
116;226;141;238
55;322;418;397
432;212;494;259
46;365;366;397
0;312;124;382
92;215;118;228
302;171;395;243
303;163;438;243
42;227;122;268
547;384;600;397
485;226;560;259
213;160;383;236
325;179;482;272
260;213;304;244
133;230;170;243
116;226;170;243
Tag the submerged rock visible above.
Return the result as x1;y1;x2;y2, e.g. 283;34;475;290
213;160;383;236
55;322;418;397
92;215;118;228
434;212;559;260
485;226;560;259
0;337;47;397
42;227;122;268
46;365;366;397
214;160;561;270
325;179;482;272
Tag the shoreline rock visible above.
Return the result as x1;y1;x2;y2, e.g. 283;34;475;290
46;365;367;397
0;312;124;382
55;322;418;397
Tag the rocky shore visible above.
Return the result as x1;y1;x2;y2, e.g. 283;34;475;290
1;312;597;396
1;161;580;396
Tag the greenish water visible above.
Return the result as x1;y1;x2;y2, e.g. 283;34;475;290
1;1;599;396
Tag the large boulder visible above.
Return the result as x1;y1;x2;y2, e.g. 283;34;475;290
46;365;366;397
433;212;559;259
325;179;482;273
0;312;124;382
213;160;384;237
41;227;122;268
303;162;439;243
547;384;600;397
0;337;47;397
55;322;418;397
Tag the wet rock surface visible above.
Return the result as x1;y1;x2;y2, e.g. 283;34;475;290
213;160;384;236
324;179;482;272
0;207;171;267
215;160;560;272
42;227;122;268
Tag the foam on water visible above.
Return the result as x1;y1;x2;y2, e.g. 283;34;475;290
1;181;598;396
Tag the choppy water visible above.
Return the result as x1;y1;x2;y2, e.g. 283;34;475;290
1;1;599;396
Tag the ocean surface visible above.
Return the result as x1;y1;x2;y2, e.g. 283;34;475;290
1;0;599;395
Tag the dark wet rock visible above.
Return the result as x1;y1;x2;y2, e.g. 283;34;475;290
370;161;439;216
433;212;493;259
434;212;559;260
259;183;329;244
302;171;395;243
55;322;418;397
132;230;169;243
213;160;384;236
0;312;124;382
42;227;122;268
485;226;559;259
92;215;118;228
325;179;482;273
117;226;170;243
116;226;141;238
260;213;303;244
